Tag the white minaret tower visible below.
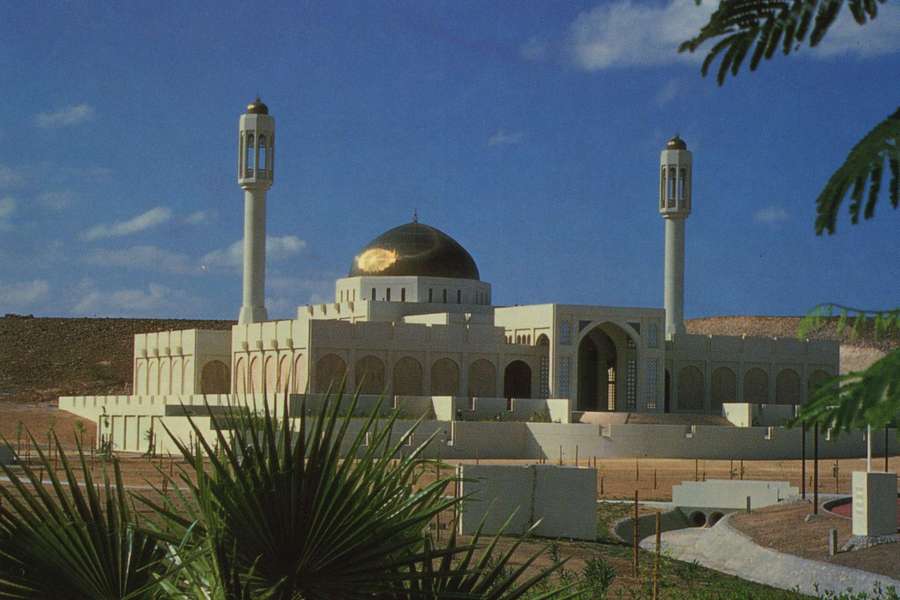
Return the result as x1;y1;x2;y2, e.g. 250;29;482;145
237;98;275;324
659;135;691;339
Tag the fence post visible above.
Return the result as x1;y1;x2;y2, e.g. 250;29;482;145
633;489;639;577
653;512;661;600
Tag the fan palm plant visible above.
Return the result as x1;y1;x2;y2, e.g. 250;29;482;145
0;432;171;599
140;385;572;599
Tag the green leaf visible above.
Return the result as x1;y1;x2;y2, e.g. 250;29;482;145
681;1;888;84
816;108;900;234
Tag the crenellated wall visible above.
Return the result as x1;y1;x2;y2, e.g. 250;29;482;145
133;329;231;396
665;333;839;413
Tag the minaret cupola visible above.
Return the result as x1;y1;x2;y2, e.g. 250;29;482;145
659;135;691;217
238;97;275;189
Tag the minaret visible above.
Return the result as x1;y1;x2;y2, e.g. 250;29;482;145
659;135;691;339
237;98;275;324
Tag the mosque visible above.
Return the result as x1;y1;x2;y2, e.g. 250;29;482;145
60;99;849;458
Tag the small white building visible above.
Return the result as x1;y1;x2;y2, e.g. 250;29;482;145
60;99;840;455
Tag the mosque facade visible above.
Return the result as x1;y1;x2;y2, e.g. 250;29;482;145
125;101;838;414
116;99;836;418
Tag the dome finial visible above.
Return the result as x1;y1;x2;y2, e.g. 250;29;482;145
246;96;269;115
666;134;687;150
412;208;418;224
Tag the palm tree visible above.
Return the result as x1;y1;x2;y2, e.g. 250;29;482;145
0;432;171;599
137;388;574;598
680;0;899;433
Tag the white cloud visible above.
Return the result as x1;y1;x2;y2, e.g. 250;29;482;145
564;1;900;72
0;279;49;310
0;165;25;188
812;3;900;57
84;245;196;274
488;130;525;147
655;79;681;107
520;36;548;61
36;191;75;210
567;1;712;71
184;210;213;225
754;206;790;225
80;206;172;241
201;235;307;270
72;282;199;316
35;104;95;128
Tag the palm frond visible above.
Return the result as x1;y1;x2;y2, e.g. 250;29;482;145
0;430;171;599
680;0;889;85
815;108;900;234
139;388;464;599
792;348;900;432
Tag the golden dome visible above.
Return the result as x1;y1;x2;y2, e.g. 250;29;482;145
666;135;687;150
246;97;269;115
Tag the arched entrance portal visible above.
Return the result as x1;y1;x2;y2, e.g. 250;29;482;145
503;360;532;399
576;323;637;411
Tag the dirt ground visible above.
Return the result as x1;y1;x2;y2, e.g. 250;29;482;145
731;501;900;580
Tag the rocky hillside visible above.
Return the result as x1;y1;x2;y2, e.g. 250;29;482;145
686;316;899;352
0;314;896;403
0;315;233;402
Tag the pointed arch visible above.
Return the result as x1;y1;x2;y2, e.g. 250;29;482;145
710;367;736;411
201;360;230;394
467;359;497;398
392;357;423;396
234;357;248;395
315;354;347;393
743;368;769;404
775;368;802;405
677;365;704;410
292;354;304;393
430;358;459;396
504;360;532;399
354;355;386;395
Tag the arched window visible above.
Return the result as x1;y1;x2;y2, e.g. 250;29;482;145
743;368;769;404
371;287;376;301
504;360;532;399
386;288;391;302
430;358;459;396
667;168;676;207
315;354;347;393
354;355;386;395
711;367;736;411
258;134;267;173
775;369;802;405
201;360;230;395
393;357;424;396
808;370;832;404
401;288;406;302
245;133;254;176
457;289;461;304
468;359;497;398
442;289;447;303
660;167;666;209
677;365;704;410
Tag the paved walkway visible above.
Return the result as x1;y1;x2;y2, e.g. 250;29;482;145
640;514;900;597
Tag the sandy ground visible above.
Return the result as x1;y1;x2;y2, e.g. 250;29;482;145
731;502;900;581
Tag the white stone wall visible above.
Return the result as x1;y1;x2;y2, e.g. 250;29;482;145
133;329;231;396
666;334;839;413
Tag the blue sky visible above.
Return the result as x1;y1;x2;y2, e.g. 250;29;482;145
0;1;897;320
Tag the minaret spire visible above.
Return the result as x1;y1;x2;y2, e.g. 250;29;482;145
237;98;275;324
659;135;692;339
